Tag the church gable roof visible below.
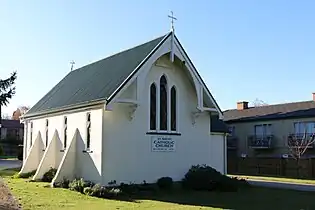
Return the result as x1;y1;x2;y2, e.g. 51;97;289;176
26;33;169;116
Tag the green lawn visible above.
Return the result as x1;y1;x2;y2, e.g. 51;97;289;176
2;169;315;210
231;174;315;185
0;156;17;160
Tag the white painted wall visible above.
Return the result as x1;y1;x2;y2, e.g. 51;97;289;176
23;106;103;183
102;55;222;185
210;134;225;174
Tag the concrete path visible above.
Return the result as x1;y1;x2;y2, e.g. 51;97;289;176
0;160;22;170
248;179;315;192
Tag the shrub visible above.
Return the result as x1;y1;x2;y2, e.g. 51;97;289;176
53;177;70;188
42;168;57;182
182;164;249;192
119;182;139;195
17;169;37;179
17;149;23;161
69;178;94;193
157;177;173;190
0;145;4;156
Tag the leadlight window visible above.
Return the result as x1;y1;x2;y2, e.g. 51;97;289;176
160;75;168;130
86;113;91;150
45;119;49;147
150;83;157;130
64;117;67;149
171;86;177;131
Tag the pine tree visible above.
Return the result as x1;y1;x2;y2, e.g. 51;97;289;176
0;71;17;139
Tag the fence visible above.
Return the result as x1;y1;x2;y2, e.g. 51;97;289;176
228;157;315;179
0;143;20;156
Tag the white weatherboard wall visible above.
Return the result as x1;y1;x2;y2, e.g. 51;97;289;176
210;134;225;174
23;107;103;183
102;55;217;185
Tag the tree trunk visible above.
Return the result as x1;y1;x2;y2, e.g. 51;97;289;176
0;105;2;140
297;158;301;178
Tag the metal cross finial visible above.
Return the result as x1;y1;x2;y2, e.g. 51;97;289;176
168;11;177;32
70;60;75;71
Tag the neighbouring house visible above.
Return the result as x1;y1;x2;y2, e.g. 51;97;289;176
0;119;24;156
0;119;24;141
19;31;228;186
224;93;315;158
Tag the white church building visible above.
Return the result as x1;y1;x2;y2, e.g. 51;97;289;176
20;30;228;186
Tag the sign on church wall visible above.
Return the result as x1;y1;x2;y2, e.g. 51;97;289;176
151;136;175;152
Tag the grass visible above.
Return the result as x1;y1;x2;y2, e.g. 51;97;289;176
231;174;315;185
0;156;18;160
1;169;315;210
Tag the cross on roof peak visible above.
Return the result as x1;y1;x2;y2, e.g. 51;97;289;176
168;11;177;32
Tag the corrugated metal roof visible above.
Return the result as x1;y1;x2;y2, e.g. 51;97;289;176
27;34;168;115
224;100;315;122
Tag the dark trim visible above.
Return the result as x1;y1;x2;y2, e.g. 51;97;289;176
42;149;46;151
146;131;181;136
106;32;172;104
174;35;223;115
82;150;93;153
59;149;65;152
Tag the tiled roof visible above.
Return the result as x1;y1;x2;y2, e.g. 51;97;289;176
1;120;23;129
223;100;315;122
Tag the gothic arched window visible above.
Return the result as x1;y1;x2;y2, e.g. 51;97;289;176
171;86;177;131
160;75;168;130
150;83;157;130
64;117;68;149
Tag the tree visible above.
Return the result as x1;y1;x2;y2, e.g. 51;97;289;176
287;131;315;177
252;98;268;107
0;72;17;139
1;113;11;119
12;105;30;120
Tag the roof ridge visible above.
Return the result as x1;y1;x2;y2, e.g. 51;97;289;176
224;100;315;112
72;32;170;73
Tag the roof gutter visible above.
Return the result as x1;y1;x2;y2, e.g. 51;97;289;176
21;99;106;120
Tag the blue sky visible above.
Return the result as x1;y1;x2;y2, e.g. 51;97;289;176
1;0;315;115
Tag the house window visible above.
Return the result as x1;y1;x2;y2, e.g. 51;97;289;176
64;117;67;149
228;126;235;136
86;113;91;150
254;124;272;137
171;86;176;131
150;83;157;130
30;122;33;147
160;75;168;130
294;122;315;134
45;119;49;148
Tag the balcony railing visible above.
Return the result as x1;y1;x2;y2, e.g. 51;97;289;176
287;133;315;148
248;135;273;148
227;136;237;149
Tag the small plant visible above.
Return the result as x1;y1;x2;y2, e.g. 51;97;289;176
42;168;57;182
157;177;173;190
83;187;93;196
17;169;37;179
